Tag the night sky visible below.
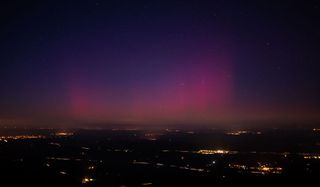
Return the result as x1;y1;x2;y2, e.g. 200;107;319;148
1;0;320;126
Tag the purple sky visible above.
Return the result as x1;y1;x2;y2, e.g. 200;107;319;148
1;0;320;126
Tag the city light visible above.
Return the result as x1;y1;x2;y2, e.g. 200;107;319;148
304;155;320;159
197;149;237;155
0;135;45;141
88;166;95;170
226;131;262;136
82;177;95;184
59;171;67;175
226;131;249;136
254;164;283;175
229;163;283;175
54;132;74;136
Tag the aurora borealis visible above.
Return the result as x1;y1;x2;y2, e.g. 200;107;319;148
1;0;320;126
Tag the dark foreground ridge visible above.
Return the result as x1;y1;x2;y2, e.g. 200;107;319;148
0;128;320;186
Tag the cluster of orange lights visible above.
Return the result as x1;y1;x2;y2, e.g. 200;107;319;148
197;149;238;155
54;132;74;136
228;163;283;175
304;155;320;159
254;164;283;175
82;177;95;184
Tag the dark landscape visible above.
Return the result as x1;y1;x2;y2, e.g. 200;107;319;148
1;127;320;186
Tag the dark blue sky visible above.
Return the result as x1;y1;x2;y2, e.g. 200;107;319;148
1;0;320;125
